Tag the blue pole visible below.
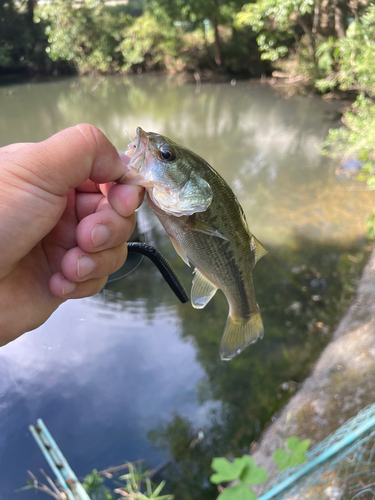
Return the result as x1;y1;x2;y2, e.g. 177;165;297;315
29;424;76;500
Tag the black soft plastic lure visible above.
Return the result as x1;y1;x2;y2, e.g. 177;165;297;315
127;242;189;304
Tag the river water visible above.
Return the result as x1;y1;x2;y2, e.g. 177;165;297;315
0;75;374;499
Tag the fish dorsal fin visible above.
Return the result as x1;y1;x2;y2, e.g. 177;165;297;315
169;235;190;267
251;236;267;264
220;311;264;361
191;269;218;309
186;219;229;241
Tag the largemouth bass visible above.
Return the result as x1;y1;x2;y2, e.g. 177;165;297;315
121;127;267;360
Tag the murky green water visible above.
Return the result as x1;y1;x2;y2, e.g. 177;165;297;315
0;75;374;499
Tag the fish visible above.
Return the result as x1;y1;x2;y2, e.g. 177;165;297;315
120;127;267;360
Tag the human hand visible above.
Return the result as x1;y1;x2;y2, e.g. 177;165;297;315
0;124;144;346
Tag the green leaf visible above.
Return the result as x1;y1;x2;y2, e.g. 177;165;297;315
217;483;257;500
287;437;310;456
274;437;310;471
239;456;268;485
273;449;291;471
15;485;34;492
210;457;246;484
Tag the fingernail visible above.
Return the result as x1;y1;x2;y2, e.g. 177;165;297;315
62;279;77;296
138;190;145;207
78;256;95;278
92;224;110;248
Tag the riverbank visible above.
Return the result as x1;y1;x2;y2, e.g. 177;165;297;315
251;244;375;485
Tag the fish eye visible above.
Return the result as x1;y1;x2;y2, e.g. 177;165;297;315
158;145;176;162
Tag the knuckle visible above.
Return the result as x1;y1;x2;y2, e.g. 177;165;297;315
74;123;103;154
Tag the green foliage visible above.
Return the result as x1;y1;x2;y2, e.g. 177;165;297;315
211;437;309;498
149;0;245;27
82;469;114;500
210;455;267;499
35;0;127;73
273;436;310;471
322;94;375;234
116;462;174;500
118;11;181;72
82;464;173;500
211;456;267;485
217;483;257;500
0;0;49;72
236;0;314;61
316;7;375;95
320;6;375;233
366;208;375;239
211;457;248;483
317;6;375;237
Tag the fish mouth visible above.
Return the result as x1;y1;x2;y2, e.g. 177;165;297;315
126;127;149;171
119;127;149;184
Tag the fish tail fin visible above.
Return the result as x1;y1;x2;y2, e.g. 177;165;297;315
220;311;264;361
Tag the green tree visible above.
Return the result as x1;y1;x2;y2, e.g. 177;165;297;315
237;0;316;62
318;4;375;235
149;0;251;68
118;10;181;72
236;0;369;67
35;0;127;73
0;0;48;72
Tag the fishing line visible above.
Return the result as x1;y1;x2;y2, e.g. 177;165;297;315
124;128;133;142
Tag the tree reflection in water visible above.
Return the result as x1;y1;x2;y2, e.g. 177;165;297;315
103;220;370;499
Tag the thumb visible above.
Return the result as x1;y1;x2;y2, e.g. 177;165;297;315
7;124;128;196
0;124;128;277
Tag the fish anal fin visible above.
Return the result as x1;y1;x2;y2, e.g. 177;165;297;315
220;311;264;361
169;235;190;267
186;218;229;241
191;269;217;309
251;236;268;264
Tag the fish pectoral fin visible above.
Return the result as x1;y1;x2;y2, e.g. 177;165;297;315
251;236;268;264
186;219;229;241
169;235;190;267
220;311;264;361
191;269;218;309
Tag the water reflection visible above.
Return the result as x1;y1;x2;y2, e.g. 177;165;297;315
0;298;217;497
0;75;374;499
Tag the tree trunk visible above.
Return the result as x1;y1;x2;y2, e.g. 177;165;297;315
26;0;36;26
333;0;347;38
212;15;222;66
297;15;316;63
312;0;321;34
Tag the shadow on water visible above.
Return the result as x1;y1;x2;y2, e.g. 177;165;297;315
102;225;371;499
